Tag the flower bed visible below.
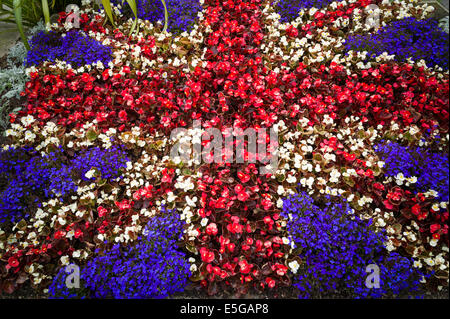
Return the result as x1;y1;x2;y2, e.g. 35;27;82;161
0;0;448;298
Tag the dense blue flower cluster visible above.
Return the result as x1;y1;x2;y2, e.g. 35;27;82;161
25;30;112;67
0;147;76;224
374;141;449;202
373;142;417;177
344;17;449;69
282;192;426;298
72;145;129;182
48;207;191;299
274;0;339;22
46;266;85;299
110;0;202;33
0;145;129;224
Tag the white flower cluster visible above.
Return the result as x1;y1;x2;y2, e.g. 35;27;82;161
260;0;442;72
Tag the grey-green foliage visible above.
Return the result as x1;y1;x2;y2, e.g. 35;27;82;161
439;16;449;33
0;21;44;131
0;66;27;125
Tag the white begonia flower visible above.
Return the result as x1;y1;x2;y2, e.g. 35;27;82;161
58;217;67;226
330;169;341;183
24;131;36;141
429;239;438;247
424;258;435;266
277;198;284;208
190;264;198;272
395;172;405;185
406;176;417;183
376;218;386;227
200;218;208;227
167;192;176;202
21;115;35;126
186;196;198;207
60;256;70;266
288;260;300;274
5;129;15;137
85;169;96;180
286;175;297;184
431;203;440;211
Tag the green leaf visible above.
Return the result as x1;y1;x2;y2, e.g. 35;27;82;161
313;153;323;163
182;168;192;176
12;0;30;50
124;0;138;34
393;223;402;235
189;271;205;282
16;219;27;230
373;165;381;176
186;243;197;254
101;0;116;28
86;128;98;141
41;0;50;27
343;176;355;187
160;0;168;33
101;183;114;193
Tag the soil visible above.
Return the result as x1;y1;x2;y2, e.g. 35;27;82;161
0;280;447;299
0;282;46;299
0;54;8;69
